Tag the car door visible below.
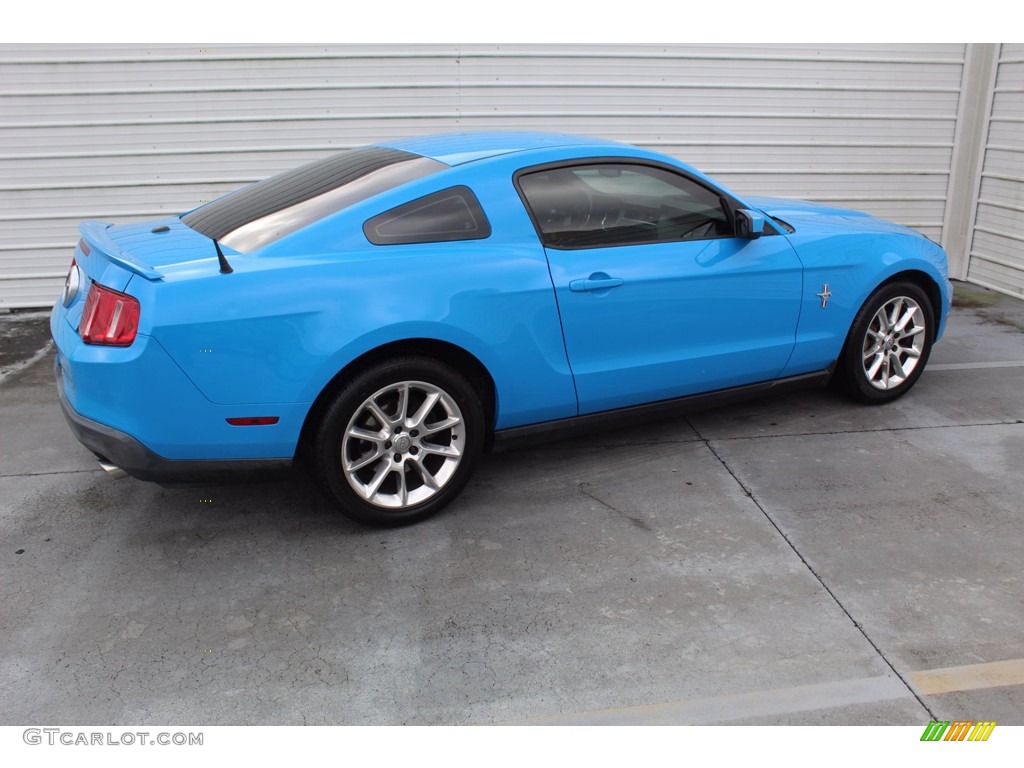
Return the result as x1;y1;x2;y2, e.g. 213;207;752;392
517;161;804;415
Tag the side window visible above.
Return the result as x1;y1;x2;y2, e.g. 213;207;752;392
364;185;491;245
518;164;733;249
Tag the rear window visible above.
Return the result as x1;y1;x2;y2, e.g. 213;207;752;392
182;147;445;253
363;186;491;245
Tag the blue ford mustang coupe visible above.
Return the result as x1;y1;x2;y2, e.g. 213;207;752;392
51;132;952;526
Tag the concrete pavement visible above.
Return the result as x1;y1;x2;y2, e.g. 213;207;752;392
1;282;1022;725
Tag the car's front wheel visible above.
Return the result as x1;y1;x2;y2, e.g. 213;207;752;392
313;357;484;526
838;281;935;404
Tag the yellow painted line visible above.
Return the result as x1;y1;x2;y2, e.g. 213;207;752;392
928;361;1024;371
911;658;1024;695
501;674;912;725
495;658;1024;725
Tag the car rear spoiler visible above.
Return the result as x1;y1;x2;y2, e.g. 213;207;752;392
79;220;164;281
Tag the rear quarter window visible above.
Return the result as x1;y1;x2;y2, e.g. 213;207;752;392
363;186;491;245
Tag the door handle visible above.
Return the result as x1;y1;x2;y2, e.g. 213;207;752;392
569;275;624;293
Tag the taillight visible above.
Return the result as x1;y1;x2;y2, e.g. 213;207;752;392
79;282;140;346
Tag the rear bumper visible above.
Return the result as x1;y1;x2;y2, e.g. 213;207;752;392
55;358;292;483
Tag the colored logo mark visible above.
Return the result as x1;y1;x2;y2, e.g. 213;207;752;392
920;721;996;741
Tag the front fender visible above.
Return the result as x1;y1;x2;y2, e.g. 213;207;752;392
782;231;951;376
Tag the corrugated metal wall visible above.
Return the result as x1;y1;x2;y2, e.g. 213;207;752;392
968;44;1024;298
0;43;989;308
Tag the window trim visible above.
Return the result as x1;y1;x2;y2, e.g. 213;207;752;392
513;157;755;251
362;185;492;246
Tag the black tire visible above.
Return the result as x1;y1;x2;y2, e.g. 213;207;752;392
837;281;935;404
312;356;484;527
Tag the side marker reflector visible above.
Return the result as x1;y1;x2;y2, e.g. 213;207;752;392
226;417;280;426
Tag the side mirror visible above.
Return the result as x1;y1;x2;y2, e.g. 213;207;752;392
735;209;765;240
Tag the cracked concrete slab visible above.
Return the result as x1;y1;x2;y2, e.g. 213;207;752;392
1;443;925;725
707;423;1024;723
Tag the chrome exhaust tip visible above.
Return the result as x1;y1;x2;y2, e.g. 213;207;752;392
97;459;128;480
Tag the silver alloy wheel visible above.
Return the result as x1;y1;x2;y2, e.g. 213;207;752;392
341;380;465;509
861;295;927;390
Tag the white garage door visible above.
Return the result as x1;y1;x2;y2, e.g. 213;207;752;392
968;43;1024;298
0;44;967;308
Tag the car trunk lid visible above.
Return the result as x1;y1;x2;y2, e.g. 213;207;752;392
62;218;230;331
90;217;232;276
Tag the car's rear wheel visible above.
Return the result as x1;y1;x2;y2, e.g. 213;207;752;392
313;357;484;526
838;281;934;404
